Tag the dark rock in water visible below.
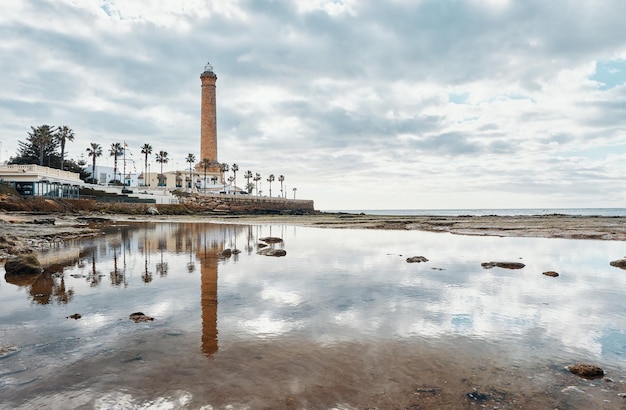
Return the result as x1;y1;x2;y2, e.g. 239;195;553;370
257;243;268;248
543;271;559;277
567;363;604;379
0;344;20;358
232;249;241;255
406;256;428;263
32;218;55;225
129;312;154;322
67;313;82;320
220;248;232;258
481;261;525;270
466;391;490;402
259;237;283;244
609;259;626;269
257;248;287;257
4;254;43;275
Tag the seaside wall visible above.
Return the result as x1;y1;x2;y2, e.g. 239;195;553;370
179;193;315;213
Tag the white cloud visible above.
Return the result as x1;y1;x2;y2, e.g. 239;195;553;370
2;0;626;209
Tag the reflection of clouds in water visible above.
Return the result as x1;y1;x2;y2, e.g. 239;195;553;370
238;312;303;337
218;226;626;361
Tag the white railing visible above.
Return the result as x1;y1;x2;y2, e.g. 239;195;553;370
0;164;82;182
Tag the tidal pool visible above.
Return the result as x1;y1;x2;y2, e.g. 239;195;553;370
1;221;625;409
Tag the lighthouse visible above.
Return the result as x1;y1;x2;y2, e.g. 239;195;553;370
199;62;220;172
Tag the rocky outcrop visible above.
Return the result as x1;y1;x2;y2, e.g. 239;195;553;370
406;256;428;263
4;254;43;275
543;271;559;277
259;237;283;244
257;248;287;257
481;261;525;269
129;312;154;322
567;363;604;379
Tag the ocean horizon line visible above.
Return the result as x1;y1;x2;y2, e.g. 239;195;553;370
322;208;626;217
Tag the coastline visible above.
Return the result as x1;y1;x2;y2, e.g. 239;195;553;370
2;211;626;257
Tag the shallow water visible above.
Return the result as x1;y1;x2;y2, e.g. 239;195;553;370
1;221;626;409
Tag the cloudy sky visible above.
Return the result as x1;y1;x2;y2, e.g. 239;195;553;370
2;0;626;210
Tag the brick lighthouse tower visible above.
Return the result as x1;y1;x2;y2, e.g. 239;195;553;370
199;61;220;172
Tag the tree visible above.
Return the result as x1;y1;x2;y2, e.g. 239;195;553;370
56;126;74;170
292;187;297;199
141;143;152;186
244;170;253;192
86;143;103;184
245;182;255;194
155;151;169;186
253;173;261;196
12;125;59;166
109;143;123;184
219;163;229;192
231;163;239;193
278;175;285;198
186;153;196;191
210;175;218;186
267;174;275;197
201;158;212;192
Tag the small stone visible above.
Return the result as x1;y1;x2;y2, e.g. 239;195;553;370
406;256;428;263
129;312;154;322
259;237;283;244
609;259;626;269
481;261;525;269
543;271;559;277
257;248;287;257
67;313;82;320
567;363;604;379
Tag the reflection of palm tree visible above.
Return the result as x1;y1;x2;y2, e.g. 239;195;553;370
142;233;152;283
110;246;124;286
156;239;168;277
88;252;102;287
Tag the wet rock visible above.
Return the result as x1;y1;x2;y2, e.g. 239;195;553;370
220;248;232;258
67;313;82;320
543;271;559;277
0;344;20;358
609;259;626;269
481;261;525;269
257;243;268;248
232;248;241;255
129;312;154;322
257;248;287;257
567;363;604;379
4;254;43;275
32;218;55;225
406;256;428;263
259;237;283;244
466;390;490;402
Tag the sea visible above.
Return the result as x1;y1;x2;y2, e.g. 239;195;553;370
326;208;626;217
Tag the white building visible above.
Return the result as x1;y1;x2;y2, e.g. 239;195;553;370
0;164;83;198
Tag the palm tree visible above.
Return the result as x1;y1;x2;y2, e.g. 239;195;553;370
56;125;74;170
253;173;261;196
231;163;239;193
141;143;152;186
292;187;297;199
278;175;285;198
210;175;218;186
109;143;123;184
219;163;229;192
228;176;235;193
85;143;102;184
267;174;275;197
246;182;255;194
155;150;169;186
244;170;253;191
186;153;196;191
201;158;211;192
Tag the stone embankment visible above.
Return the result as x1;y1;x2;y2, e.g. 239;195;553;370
177;193;315;214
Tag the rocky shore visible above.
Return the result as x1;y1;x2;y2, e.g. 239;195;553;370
2;210;626;259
